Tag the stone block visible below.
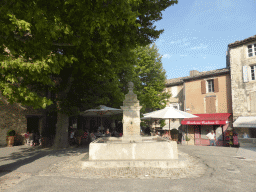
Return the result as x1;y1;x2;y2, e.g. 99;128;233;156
89;138;178;160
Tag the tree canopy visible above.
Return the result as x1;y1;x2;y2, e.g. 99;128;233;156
0;0;178;148
119;44;171;114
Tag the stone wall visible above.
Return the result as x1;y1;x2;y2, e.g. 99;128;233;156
229;43;256;122
0;96;27;146
0;92;45;146
164;84;184;132
165;84;184;110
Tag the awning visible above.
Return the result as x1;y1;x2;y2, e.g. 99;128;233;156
233;116;256;128
181;113;231;125
162;121;181;130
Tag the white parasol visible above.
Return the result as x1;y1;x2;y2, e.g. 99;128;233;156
142;106;199;134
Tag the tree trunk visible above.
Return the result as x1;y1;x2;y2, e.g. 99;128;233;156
52;73;74;149
52;112;69;149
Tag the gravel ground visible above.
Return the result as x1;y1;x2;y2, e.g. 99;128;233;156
0;171;32;191
0;146;207;191
37;150;207;179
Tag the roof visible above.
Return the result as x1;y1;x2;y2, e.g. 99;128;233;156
182;68;230;82
165;68;230;85
165;77;185;86
228;35;256;48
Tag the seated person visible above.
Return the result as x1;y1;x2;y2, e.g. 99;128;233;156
162;131;171;140
95;130;102;137
105;129;111;137
90;132;96;141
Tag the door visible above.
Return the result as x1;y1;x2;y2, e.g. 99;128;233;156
194;125;201;145
215;126;223;146
27;116;39;133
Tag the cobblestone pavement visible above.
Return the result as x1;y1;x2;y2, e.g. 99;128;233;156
1;146;206;191
37;150;207;179
0;145;88;191
0;144;222;191
2;144;256;191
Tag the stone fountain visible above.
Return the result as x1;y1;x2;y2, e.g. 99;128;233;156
81;82;181;169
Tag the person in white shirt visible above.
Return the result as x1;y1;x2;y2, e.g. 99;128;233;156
206;130;216;146
70;129;75;145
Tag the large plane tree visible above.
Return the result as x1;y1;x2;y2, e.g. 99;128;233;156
0;0;178;148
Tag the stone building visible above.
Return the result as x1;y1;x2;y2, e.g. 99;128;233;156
227;35;256;143
0;91;46;146
180;68;233;146
162;77;184;139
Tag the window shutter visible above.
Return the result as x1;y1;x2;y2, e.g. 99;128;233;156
214;78;219;93
243;66;249;82
206;96;216;113
201;80;206;94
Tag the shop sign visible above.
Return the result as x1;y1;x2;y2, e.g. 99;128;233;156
183;120;225;125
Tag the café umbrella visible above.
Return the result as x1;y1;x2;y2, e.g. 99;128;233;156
142;106;199;134
80;105;123;131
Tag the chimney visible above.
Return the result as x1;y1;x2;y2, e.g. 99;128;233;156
190;70;200;76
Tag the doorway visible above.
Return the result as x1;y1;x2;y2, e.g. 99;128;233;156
27;116;40;133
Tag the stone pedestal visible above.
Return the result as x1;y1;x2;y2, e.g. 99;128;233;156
121;82;142;142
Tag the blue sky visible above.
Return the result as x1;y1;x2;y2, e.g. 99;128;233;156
153;0;256;80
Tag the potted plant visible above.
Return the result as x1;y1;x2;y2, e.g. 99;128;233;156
7;129;16;147
14;132;23;146
75;129;84;145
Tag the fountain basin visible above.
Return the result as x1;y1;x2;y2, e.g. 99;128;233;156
89;136;178;160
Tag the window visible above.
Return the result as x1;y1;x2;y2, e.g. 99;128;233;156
201;79;219;94
207;79;214;93
251;65;256;80
248;44;256;57
169;103;179;110
243;65;256;82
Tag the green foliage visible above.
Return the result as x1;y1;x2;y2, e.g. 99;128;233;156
120;44;171;114
0;0;177;148
140;121;147;127
186;135;190;141
7;129;16;136
0;0;177;116
171;129;179;135
159;119;166;128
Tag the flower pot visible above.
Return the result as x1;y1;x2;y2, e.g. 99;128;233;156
7;136;15;147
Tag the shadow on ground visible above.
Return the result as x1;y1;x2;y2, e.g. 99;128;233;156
0;143;89;178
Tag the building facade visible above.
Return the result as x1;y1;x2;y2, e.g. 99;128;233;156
228;35;256;145
180;68;233;146
163;77;184;140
